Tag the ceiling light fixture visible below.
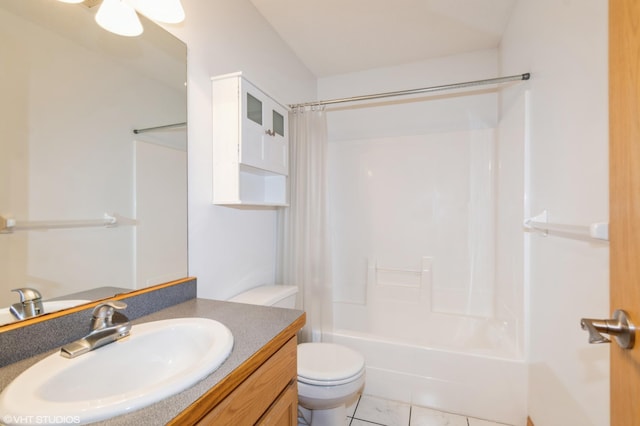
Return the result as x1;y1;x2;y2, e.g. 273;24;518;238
56;0;185;37
95;0;143;37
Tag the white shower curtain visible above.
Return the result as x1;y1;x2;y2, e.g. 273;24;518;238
279;106;332;343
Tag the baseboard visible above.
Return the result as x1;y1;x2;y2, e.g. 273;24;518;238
527;416;534;426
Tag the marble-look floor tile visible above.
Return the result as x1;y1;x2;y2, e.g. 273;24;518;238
354;395;411;426
410;405;468;426
300;394;515;426
351;420;387;426
350;419;387;426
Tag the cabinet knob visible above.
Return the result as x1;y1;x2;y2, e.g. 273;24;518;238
265;129;276;137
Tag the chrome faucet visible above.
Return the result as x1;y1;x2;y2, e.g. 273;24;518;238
60;300;131;358
10;288;44;320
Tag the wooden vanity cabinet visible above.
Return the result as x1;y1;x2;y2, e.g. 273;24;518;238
169;318;303;426
197;337;297;425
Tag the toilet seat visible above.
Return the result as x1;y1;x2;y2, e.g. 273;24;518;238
297;343;365;386
298;368;365;386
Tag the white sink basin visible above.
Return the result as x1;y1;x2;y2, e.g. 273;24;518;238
0;300;91;325
0;317;234;425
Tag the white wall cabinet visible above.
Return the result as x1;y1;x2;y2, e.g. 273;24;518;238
212;72;289;206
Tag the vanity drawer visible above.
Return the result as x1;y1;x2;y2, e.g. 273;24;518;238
196;337;297;425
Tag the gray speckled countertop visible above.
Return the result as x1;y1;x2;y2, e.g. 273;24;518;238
0;298;304;425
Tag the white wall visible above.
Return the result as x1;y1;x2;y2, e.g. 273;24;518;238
164;0;316;300
500;1;609;425
320;49;505;313
319;49;500;142
329;128;498;318
321;50;501;314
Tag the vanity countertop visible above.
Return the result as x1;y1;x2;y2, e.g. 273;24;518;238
0;298;305;425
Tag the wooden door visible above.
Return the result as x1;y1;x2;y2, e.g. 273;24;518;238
609;0;640;424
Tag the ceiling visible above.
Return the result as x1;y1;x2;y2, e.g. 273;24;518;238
250;0;517;77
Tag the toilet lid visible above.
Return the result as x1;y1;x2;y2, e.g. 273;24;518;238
297;343;365;385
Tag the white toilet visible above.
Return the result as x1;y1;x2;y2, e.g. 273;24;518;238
229;285;365;426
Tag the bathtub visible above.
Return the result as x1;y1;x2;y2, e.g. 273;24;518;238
324;313;528;426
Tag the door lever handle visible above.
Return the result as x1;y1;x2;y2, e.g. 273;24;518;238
580;309;635;349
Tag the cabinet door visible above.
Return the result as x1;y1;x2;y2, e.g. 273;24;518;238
194;338;297;425
240;81;266;170
262;100;288;175
240;79;288;175
257;382;298;426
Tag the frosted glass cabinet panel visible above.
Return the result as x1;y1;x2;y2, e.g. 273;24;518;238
212;72;289;206
247;93;263;125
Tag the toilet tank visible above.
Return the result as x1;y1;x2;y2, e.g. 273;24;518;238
229;285;298;308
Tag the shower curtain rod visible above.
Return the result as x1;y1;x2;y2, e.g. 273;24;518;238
132;122;186;134
289;73;530;109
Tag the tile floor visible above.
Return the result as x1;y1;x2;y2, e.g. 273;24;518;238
339;394;514;426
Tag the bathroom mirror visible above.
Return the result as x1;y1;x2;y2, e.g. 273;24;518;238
0;0;188;328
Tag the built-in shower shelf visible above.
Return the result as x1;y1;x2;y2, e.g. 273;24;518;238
523;210;609;241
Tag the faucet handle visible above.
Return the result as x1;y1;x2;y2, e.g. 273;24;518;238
92;300;127;317
11;288;42;303
10;288;44;319
91;301;128;329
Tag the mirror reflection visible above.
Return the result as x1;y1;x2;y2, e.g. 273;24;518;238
0;0;188;327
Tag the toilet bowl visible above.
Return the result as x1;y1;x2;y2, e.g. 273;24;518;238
297;342;365;426
229;285;366;426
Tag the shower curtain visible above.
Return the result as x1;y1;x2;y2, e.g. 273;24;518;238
279;106;332;342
